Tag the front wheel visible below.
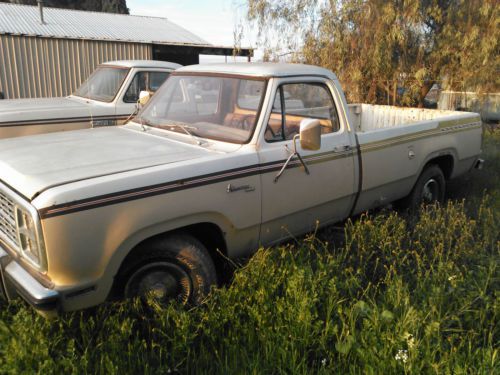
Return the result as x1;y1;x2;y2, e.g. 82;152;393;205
397;164;445;211
118;234;217;305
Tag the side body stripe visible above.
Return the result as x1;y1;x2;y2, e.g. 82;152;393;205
360;120;481;153
0;114;130;128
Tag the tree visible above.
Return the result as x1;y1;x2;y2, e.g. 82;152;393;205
246;0;499;107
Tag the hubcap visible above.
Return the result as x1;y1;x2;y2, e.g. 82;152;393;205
125;262;192;304
421;178;439;203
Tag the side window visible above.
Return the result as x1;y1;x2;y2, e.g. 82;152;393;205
265;82;340;142
149;72;169;91
123;71;170;103
124;72;146;103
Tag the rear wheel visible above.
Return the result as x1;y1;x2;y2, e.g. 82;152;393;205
397;164;445;211
118;234;217;305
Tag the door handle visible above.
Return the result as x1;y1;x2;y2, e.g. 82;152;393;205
226;184;255;193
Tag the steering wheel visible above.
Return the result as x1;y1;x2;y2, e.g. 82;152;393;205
265;125;277;138
238;115;255;130
285;125;299;140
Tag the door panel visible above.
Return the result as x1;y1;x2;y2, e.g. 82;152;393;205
258;80;356;246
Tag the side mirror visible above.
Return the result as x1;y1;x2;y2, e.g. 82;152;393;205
138;90;151;106
299;119;321;151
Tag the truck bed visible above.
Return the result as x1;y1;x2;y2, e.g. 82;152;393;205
346;104;482;213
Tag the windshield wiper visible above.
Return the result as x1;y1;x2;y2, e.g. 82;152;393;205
136;116;152;132
159;122;206;146
166;122;197;136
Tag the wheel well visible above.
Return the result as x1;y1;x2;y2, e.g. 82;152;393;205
181;223;229;280
117;222;229;289
425;155;454;180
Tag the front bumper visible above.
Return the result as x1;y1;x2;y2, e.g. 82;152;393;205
0;245;59;312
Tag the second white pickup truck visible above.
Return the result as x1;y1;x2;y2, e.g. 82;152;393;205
0;60;180;139
0;63;483;315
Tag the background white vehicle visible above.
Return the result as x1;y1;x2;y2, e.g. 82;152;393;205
0;60;180;139
438;90;499;123
0;63;483;315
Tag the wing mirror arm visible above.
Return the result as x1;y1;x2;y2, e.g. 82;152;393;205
121;91;152;126
274;119;321;183
274;134;310;183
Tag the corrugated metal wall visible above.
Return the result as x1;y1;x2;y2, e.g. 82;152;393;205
0;35;152;99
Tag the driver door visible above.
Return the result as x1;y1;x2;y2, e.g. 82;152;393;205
258;78;357;246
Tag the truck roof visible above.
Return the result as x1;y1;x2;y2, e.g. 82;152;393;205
101;60;182;70
175;63;338;79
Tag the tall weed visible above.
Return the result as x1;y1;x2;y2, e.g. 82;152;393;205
0;195;497;374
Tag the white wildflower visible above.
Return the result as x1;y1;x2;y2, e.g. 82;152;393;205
395;349;408;363
321;358;327;366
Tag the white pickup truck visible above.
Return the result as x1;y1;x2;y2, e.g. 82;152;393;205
0;60;180;139
0;63;483;315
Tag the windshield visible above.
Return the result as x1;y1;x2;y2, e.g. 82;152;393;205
74;67;129;102
136;74;267;144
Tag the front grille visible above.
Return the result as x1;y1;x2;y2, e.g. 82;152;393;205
0;191;20;251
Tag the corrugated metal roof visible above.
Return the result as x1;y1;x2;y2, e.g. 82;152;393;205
0;3;211;47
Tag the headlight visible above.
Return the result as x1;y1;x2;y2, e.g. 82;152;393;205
15;207;46;271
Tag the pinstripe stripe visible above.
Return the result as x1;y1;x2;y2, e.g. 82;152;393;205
360;121;481;153
0;114;129;128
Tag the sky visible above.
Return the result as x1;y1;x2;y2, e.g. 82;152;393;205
126;0;261;62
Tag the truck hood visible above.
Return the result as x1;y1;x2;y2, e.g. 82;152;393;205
0;97;101;125
0;127;210;199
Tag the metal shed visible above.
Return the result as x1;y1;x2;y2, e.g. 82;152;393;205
0;2;253;99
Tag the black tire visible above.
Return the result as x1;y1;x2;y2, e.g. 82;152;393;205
397;164;445;211
117;234;217;305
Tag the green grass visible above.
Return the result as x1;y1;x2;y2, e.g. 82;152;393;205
0;131;499;374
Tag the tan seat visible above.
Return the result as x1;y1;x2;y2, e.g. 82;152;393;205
223;113;256;130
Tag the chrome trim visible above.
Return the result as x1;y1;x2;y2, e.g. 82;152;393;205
0;247;9;295
0;246;16;300
0;247;9;300
0;246;8;263
5;262;58;303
